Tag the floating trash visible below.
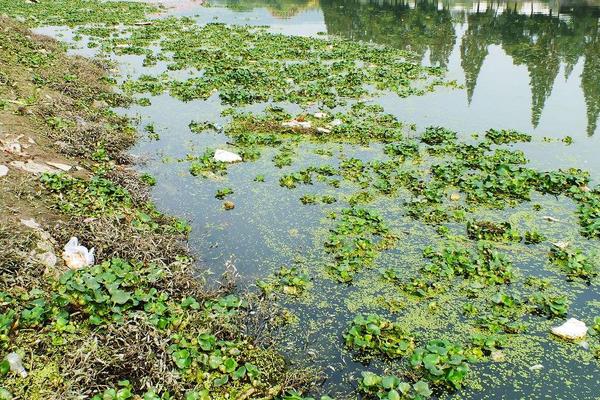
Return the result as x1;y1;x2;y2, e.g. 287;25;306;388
213;149;242;163
551;318;588;340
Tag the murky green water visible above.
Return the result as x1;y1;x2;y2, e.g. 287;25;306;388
37;1;600;398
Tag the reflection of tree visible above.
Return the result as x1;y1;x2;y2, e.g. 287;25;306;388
500;14;562;127
461;4;600;132
320;0;456;68
582;38;600;136
460;10;497;103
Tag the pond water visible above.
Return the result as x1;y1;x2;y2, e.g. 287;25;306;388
37;1;600;399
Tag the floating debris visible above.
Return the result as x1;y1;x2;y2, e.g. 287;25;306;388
543;216;560;222
213;149;242;163
450;192;461;201
551;318;588;340
316;127;331;134
529;364;543;371
62;237;95;270
551;241;570;250
223;201;235;210
314;112;328;119
0;164;8;177
282;120;312;129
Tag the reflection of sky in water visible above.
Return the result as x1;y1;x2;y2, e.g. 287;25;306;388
35;1;600;398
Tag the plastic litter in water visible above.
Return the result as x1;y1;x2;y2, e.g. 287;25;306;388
551;318;588;340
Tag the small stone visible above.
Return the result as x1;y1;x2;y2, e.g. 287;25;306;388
214;149;242;163
0;165;8;177
529;364;543;371
314;112;328;119
450;192;461;201
46;161;72;171
20;218;41;229
92;100;108;109
10;160;57;175
3;141;22;154
36;250;57;268
551;318;588;340
329;119;343;127
316;127;331;134
223;201;235;210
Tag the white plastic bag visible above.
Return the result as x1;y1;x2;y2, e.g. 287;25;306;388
213;149;242;163
62;237;95;269
551;318;588;340
6;352;27;378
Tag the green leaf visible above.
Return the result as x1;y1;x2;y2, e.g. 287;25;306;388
362;371;381;387
110;289;131;305
387;389;400;400
413;381;432;397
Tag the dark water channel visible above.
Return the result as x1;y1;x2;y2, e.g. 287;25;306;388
39;1;600;398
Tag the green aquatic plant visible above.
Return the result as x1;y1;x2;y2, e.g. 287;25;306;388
344;314;415;358
257;267;310;296
189;149;229;177
299;194;336;205
118;22;448;107
215;188;234;199
140;173;157;186
572;189;600;238
410;340;470;389
423;242;514;285
524;230;546;244
189;120;219;134
41;172;132;216
466;220;520;242
359;372;432;400
58;258;168;326
484;129;531;145
325;208;397;282
0;0;155;26
549;246;598;280
529;293;568;318
420;126;457;146
469;333;506;359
